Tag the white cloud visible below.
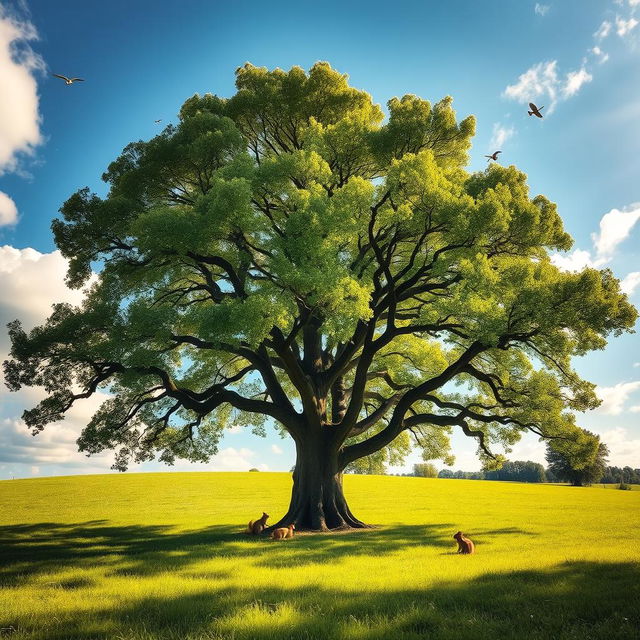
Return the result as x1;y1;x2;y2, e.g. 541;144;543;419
594;20;612;40
489;122;515;149
591;203;640;261
590;46;609;63
562;67;593;98
551;203;640;272
549;249;595;271
0;392;111;467
503;60;559;110
616;15;638;37
634;362;640;368
630;405;640;412
620;272;640;296
30;465;39;474
534;3;550;17
227;424;243;434
0;5;44;174
211;447;257;470
0;191;18;226
270;444;283;454
0;246;109;473
596;427;640;467
595;381;640;415
503;60;592;114
0;246;94;395
0;246;89;337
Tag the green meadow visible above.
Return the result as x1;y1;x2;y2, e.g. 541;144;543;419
1;472;639;640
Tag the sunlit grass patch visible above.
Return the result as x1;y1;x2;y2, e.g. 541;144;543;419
1;473;639;639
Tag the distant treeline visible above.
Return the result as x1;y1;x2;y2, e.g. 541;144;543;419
438;461;546;483
599;466;640;484
435;463;640;484
351;461;639;484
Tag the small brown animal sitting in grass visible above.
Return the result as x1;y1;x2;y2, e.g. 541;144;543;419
271;524;295;540
246;512;269;535
453;531;475;554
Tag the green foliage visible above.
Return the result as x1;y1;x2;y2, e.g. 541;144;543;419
3;62;637;476
344;454;387;475
484;460;547;483
601;465;640;484
413;462;438;477
545;430;609;486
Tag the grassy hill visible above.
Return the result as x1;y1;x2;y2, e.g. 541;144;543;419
1;472;639;639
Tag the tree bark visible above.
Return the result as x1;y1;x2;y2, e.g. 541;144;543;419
269;435;368;532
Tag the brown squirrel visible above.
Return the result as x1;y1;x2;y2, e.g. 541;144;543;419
271;524;295;540
453;531;475;554
246;512;269;535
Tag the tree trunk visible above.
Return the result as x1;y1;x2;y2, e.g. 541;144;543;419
271;436;368;532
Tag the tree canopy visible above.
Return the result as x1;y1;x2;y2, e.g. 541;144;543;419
4;62;637;529
545;430;610;486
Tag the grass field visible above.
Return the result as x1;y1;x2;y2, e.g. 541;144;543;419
1;472;639;640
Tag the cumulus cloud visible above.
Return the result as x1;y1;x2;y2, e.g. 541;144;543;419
615;15;638;37
549;248;595;272
590;46;609;63
270;444;283;454
0;191;18;226
597;427;640;467
595;381;640;415
592;203;640;261
534;3;550;17
620;272;640;296
503;60;592;114
0;246;108;474
0;394;111;467
0;246;89;339
211;447;255;470
594;20;612;40
562;67;593;98
489;122;515;149
550;203;640;272
0;5;44;175
0;246;93;392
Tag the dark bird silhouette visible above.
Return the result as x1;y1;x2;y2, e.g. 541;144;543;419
484;151;502;162
528;102;544;118
154;119;162;123
52;74;84;85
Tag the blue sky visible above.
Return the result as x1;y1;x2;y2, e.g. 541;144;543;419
0;0;639;479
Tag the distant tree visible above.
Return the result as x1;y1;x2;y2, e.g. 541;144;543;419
4;63;636;531
413;462;438;477
545;430;609;486
249;468;260;472
485;460;546;482
438;469;454;479
598;465;640;484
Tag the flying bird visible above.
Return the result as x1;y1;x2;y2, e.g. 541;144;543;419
52;74;84;85
154;119;162;123
484;151;502;162
528;102;544;118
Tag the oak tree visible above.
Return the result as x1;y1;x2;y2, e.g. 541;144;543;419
5;63;636;530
